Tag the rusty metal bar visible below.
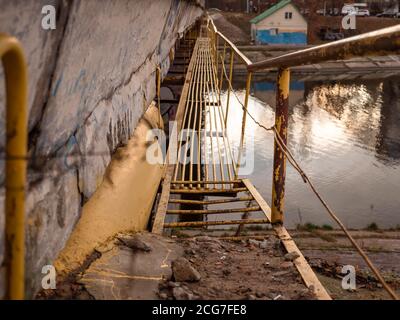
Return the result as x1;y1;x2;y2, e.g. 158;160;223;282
271;68;290;224
235;72;252;179
167;206;261;215
0;34;28;300
170;187;247;194
164;219;270;228
171;180;242;184
169;196;254;205
248;25;400;72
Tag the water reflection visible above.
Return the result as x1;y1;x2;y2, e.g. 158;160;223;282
222;76;400;229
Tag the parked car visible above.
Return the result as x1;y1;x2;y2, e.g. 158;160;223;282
329;8;341;16
377;9;399;18
357;9;370;17
316;8;340;16
342;5;357;15
318;27;345;41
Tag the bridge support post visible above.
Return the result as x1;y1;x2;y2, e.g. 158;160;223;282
271;67;290;224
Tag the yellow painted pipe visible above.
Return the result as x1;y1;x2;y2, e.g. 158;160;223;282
0;33;28;300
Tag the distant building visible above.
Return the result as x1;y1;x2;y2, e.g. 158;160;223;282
250;0;308;45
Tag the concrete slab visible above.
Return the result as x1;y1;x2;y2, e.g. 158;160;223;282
79;233;184;300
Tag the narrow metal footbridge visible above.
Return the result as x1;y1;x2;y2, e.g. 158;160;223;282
151;18;400;300
1;17;400;300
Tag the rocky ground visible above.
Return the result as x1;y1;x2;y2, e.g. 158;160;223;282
37;230;400;300
37;232;314;300
158;236;315;300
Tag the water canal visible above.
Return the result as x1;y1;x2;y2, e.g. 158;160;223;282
222;75;400;229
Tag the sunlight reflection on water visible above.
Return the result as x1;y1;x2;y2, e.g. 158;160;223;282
221;77;400;229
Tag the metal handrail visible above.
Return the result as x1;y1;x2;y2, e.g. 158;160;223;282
207;16;400;223
208;17;252;66
0;33;28;300
207;16;400;300
248;24;400;71
208;15;400;71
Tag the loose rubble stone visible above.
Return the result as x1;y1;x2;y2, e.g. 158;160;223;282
281;261;294;269
172;258;201;282
118;236;152;252
223;269;231;276
296;288;315;299
284;251;300;262
168;235;319;301
173;287;189;300
185;248;196;255
274;240;283;249
168;281;180;288
158;292;168;300
260;240;269;249
195;236;221;244
248;239;260;246
274;270;292;277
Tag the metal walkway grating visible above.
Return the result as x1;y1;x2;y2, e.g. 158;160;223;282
151;33;331;300
172;38;237;190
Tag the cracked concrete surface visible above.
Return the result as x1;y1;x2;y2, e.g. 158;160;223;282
80;233;183;300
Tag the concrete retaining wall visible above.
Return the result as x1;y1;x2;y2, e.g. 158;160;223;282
0;0;203;297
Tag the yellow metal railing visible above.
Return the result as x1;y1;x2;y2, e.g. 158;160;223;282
208;18;400;221
0;34;28;300
206;19;253;183
207;16;400;300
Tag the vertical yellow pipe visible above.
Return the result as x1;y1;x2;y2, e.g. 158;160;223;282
271;67;290;224
215;34;219;82
235;72;252;179
156;66;161;128
225;49;234;127
0;34;28;300
219;42;227;95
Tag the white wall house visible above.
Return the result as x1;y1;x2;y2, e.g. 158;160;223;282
250;0;308;45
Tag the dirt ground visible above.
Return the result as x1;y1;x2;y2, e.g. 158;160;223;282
37;229;400;300
158;236;315;300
